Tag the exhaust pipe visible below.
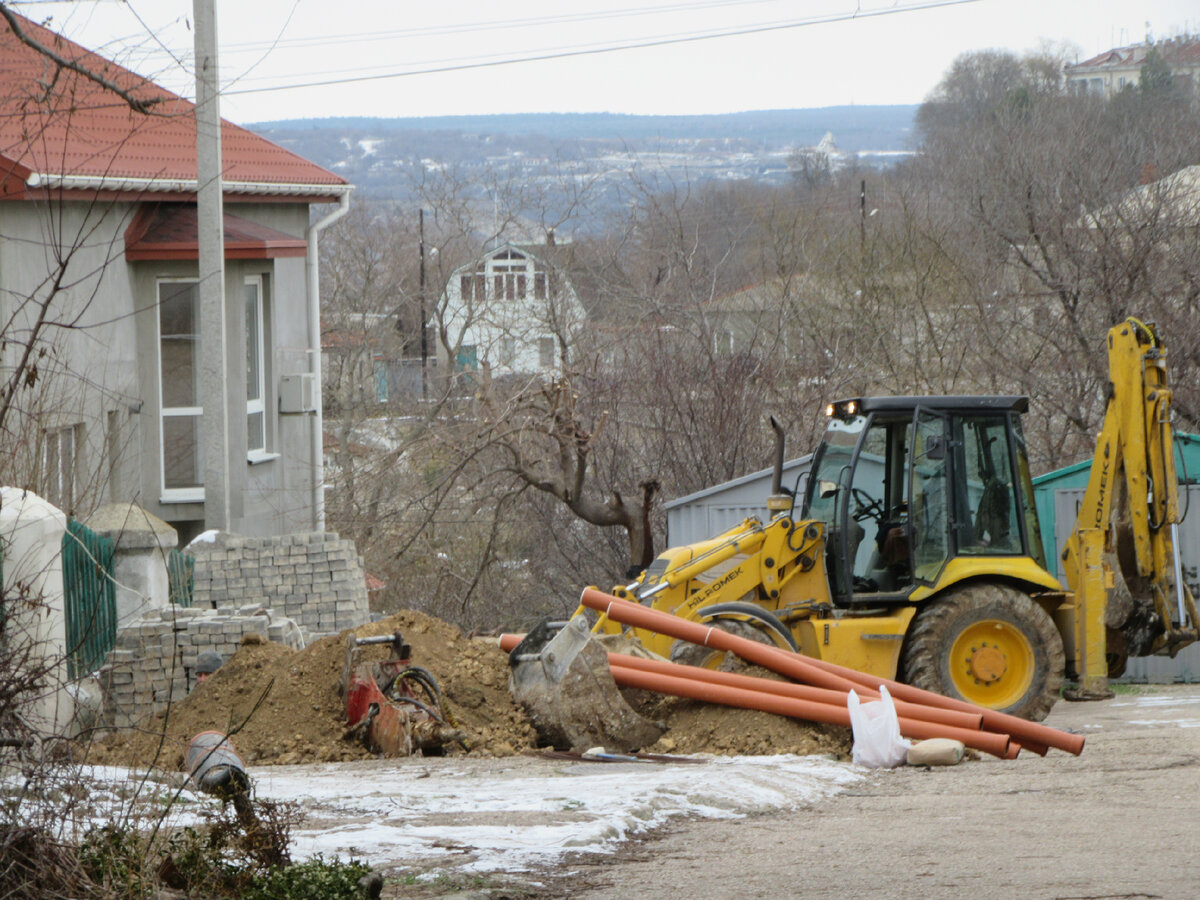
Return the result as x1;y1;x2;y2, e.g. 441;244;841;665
769;415;785;495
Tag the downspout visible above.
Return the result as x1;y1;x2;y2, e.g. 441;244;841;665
305;188;352;532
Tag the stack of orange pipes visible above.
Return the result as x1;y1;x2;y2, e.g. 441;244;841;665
500;587;1086;760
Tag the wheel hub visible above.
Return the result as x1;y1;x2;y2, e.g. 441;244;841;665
947;618;1035;709
966;644;1006;684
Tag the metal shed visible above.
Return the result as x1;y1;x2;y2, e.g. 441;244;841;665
664;456;812;546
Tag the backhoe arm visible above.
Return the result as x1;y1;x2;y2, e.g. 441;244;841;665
1061;318;1199;697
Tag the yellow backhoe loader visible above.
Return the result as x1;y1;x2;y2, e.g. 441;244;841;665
573;318;1199;722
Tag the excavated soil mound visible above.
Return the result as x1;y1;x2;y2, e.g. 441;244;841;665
86;610;850;770
647;702;850;757
625;662;852;760
87;610;538;769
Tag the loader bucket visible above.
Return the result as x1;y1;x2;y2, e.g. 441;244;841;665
509;616;665;752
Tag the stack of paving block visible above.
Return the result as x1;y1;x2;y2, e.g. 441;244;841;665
97;604;306;728
189;531;371;639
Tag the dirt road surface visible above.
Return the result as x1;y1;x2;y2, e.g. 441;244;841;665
553;685;1200;900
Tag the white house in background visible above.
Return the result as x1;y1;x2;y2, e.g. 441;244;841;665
1065;37;1200;98
439;240;585;379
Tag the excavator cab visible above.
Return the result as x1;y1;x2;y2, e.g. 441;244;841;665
802;396;1051;607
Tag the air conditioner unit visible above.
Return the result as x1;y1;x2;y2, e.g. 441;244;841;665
279;373;317;413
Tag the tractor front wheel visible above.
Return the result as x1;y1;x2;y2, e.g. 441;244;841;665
901;583;1064;721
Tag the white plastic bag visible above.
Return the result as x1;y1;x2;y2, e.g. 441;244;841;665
847;685;911;768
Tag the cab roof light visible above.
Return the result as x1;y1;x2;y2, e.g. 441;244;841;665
827;399;861;420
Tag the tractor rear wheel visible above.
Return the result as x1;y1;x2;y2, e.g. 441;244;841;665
901;583;1064;721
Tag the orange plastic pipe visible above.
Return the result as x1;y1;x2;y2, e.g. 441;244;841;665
607;653;985;733
609;665;1012;757
580;589;1082;756
579;588;884;692
502;633;998;753
501;634;983;732
762;648;1065;756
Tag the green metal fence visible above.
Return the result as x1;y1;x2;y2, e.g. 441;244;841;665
167;547;195;608
62;519;117;681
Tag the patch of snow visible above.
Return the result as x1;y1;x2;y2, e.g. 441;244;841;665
250;755;859;873
1112;694;1200;708
57;755;858;878
187;529;220;547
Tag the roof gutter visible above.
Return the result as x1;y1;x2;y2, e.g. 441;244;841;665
24;172;349;198
305;187;353;532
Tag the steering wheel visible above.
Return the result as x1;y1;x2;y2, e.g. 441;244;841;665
851;488;885;524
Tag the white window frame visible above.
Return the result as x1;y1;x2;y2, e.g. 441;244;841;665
156;278;204;503
245;275;276;463
43;423;83;512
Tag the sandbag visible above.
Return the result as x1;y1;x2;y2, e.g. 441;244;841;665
907;737;966;766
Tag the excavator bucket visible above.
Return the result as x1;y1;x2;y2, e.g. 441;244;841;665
508;616;665;752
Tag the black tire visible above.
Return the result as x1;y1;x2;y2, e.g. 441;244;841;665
901;583;1064;721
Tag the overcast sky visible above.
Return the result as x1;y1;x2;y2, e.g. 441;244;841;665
18;0;1200;124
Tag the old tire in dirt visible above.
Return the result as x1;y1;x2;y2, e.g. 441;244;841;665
901;583;1064;721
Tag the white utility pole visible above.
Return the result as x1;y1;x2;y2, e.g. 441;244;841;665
194;0;230;530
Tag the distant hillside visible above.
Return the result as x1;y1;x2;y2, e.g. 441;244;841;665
249;106;919;206
250;106;918;153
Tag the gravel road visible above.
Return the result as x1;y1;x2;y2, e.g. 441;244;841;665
556;685;1200;900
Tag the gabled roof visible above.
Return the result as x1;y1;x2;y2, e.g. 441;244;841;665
0;11;346;200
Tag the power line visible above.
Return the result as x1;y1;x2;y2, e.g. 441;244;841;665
219;0;980;98
213;0;809;54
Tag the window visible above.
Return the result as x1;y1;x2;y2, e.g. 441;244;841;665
245;275;269;459
158;279;203;499
43;423;83;512
460;271;487;302
538;336;555;368
953;415;1021;555
492;265;527;301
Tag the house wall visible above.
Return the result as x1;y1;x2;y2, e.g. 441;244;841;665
129;202;318;540
0;198;321;538
0;199;143;518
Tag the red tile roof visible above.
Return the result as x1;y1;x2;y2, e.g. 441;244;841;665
0;11;346;199
124;203;308;260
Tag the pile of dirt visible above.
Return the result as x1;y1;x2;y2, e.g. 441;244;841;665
86;610;850;771
87;610;538;769
648;703;850;758
626;662;852;760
